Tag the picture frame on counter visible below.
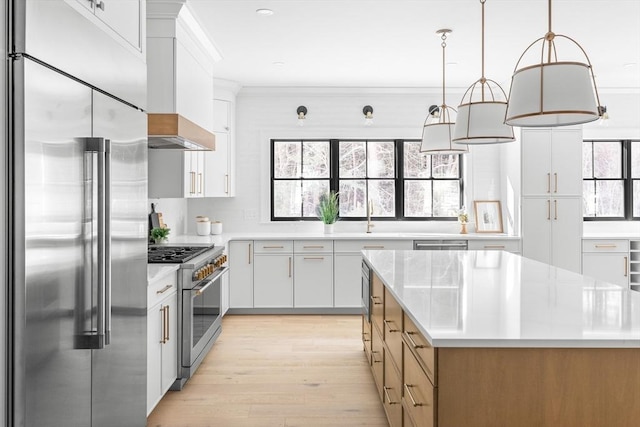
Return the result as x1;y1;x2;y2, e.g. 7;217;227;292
474;200;503;233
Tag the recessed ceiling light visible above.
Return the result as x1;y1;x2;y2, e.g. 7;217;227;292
623;62;637;68
446;62;458;66
272;61;285;66
256;8;274;16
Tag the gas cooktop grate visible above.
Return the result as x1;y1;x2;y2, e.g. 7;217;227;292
148;245;214;264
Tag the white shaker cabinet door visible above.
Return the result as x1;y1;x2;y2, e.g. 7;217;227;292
583;253;629;288
294;254;333;307
521;198;553;265
253;255;293;308
146;303;162;415
229;241;254;308
334;254;363;308
160;293;178;395
551;198;582;273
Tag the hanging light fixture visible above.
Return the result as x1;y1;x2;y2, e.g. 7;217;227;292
421;29;468;154
296;106;307;126
363;105;374;126
505;0;602;127
453;0;515;144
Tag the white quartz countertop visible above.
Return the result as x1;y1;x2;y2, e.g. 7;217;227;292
363;250;640;348
147;264;179;284
583;233;640;239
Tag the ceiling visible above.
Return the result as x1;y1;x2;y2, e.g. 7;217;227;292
188;0;640;90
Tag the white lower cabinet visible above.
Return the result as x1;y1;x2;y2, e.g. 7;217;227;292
582;239;630;288
229;241;254;308
333;255;363;307
294;254;333;307
468;239;520;253
147;273;177;415
254;254;293;307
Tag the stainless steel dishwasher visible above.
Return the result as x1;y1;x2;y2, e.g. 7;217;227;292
413;240;468;250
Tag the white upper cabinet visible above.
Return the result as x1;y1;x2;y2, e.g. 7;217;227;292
72;0;143;51
522;128;582;197
205;88;239;197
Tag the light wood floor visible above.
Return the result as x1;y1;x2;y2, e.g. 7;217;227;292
147;315;388;427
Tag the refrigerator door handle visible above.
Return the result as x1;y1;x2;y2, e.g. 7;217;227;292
75;137;110;349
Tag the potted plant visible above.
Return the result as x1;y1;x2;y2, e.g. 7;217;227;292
457;207;468;235
150;227;171;244
316;191;339;234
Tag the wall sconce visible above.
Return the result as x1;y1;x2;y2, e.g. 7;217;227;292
428;105;440;120
598;105;609;126
363;105;374;126
297;106;307;126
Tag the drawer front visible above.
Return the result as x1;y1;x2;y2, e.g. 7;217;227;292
384;288;403;372
253;240;293;253
582;239;629;253
371;324;384;402
148;272;177;308
362;315;372;365
468;239;520;252
383;354;403;427
403;342;436;427
371;274;385;335
334;239;413;253
403;313;436;386
294;240;333;253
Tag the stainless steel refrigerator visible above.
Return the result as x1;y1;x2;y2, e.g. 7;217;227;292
8;1;148;426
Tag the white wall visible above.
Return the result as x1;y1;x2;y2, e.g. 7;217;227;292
187;87;514;235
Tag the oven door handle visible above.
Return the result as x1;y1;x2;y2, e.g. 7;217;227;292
193;266;228;296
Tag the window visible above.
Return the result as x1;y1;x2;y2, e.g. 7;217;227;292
271;139;463;221
583;140;639;220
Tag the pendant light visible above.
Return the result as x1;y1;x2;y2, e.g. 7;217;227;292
505;0;602;127
453;0;515;144
420;29;468;154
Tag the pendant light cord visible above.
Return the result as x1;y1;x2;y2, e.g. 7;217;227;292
441;31;447;108
480;0;486;101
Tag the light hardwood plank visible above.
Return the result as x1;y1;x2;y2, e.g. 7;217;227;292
147;315;388;427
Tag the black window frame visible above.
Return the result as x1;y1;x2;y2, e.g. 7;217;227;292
270;138;464;221
583;139;639;221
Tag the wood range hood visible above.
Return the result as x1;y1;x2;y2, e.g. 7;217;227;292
148;113;215;151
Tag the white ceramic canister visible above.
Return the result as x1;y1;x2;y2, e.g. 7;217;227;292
196;216;211;235
210;221;223;235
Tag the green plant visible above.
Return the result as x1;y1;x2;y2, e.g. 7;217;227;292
150;227;170;242
316;191;340;224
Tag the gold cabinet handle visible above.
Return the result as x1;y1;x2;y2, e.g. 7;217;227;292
554;199;558;220
159;306;167;344
370;295;382;305
404;331;425;349
371;351;382;363
189;171;195;194
624;256;628;277
263;245;285;249
383;319;399;333
156;284;173;294
364;245;384;249
288;257;292;278
383;386;399;405
547;200;551;220
554;172;558;193
224;174;229;194
483;245;505;249
303;245;324;249
198;173;203;194
404;384;424;407
248;243;252;264
547;173;551;193
362;332;371;343
303;257;324;260
164;305;170;342
595;244;617;249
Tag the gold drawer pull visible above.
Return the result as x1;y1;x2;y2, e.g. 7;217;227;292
370;295;382;305
383;386;399;405
263;245;285;249
624;256;628;277
156;284;173;294
303;257;324;260
404;384;424;407
483;245;505;249
303;245;324;249
595;244;617;249
383;320;399;333
364;245;385;249
371;351;382;364
404;331;425;349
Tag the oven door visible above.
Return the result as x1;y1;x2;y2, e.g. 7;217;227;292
182;267;226;368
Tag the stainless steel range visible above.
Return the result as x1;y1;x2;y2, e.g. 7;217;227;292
148;244;228;389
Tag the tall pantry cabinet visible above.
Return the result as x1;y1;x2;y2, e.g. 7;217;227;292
521;127;583;273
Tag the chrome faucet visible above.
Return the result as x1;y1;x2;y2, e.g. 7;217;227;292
366;200;374;233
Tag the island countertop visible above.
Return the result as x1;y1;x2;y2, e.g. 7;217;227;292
363;249;640;348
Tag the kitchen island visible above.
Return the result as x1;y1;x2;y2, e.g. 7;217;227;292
362;249;640;427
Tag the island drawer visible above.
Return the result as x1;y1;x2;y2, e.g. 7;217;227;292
371;274;385;335
334;239;413;253
294;240;333;253
383;354;403;427
253;240;293;253
384;288;403;372
403;340;436;427
362;316;372;365
148;271;177;308
370;325;384;402
582;239;629;252
403;313;436;386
